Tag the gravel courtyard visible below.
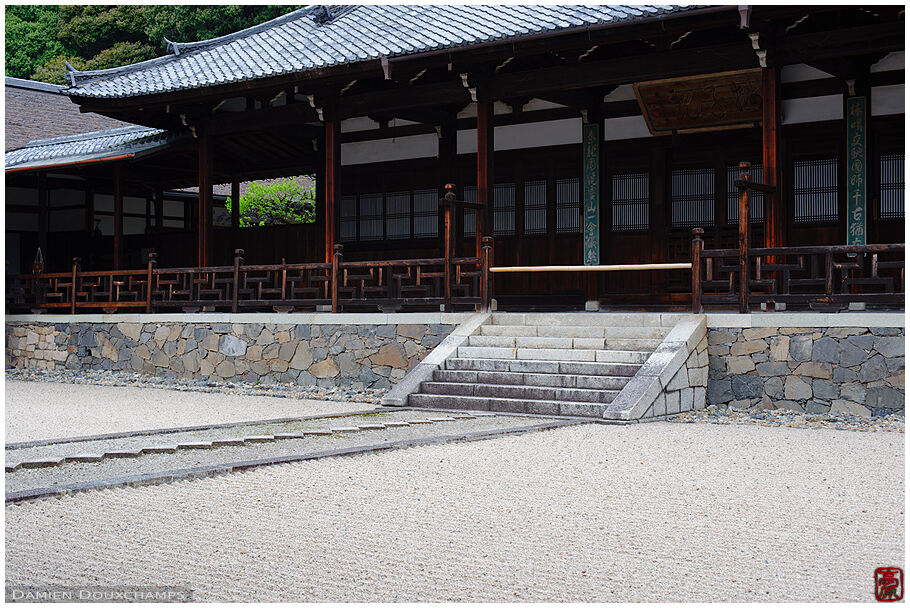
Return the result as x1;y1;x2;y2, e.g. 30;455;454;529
6;421;903;602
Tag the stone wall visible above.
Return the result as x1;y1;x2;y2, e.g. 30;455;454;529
6;318;458;390
706;326;905;416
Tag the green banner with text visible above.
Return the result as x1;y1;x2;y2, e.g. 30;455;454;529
846;96;867;246
582;122;600;265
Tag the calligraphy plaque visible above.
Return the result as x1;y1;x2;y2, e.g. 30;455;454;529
634;69;762;135
582;122;600;265
846;96;867;246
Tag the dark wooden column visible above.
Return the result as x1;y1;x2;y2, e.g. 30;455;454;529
197;131;213;267
84;184;93;235
314;131;326;263
439;114;457;248
323;112;341;264
476;89;494;259
649;146;669;298
154;188;163;232
113;164;123;270
762;66;784;249
37;173;48;262
231;178;240;254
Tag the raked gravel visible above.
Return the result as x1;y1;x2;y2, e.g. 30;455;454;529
5;380;376;443
5;422;903;602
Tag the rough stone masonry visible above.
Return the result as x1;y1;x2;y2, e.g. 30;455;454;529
706;326;905;417
6;320;456;390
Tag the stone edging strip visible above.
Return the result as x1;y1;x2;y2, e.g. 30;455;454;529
5;418;586;504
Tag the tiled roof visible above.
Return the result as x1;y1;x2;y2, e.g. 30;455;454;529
5;125;179;171
65;5;706;99
5;77;131;151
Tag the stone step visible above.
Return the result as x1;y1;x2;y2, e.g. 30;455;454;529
407;393;606;418
455;346;650;364
433;368;632;390
479;324;669;339
420;381;619;404
491;313;674;327
467;335;662;351
443;357;640;377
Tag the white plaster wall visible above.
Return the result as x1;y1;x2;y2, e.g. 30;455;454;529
872;84;904;117
603;115;652;141
782;94;843;124
341;133;438;165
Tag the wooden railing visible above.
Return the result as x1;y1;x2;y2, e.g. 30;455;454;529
692;237;905;313
6;244;493;314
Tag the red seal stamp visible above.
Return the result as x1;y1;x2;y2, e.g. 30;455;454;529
875;567;903;602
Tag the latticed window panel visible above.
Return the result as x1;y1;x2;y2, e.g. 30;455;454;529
385;191;411;240
671;168;714;228
413;188;438;238
612;172;649;231
726;163;765;224
880;153;904;220
463;186;477;237
556;178;580;233
358;193;384;241
494;183;516;236
794;158;838;223
524;179;547;235
340;195;357;242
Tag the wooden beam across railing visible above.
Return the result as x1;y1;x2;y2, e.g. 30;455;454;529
489;263;692;273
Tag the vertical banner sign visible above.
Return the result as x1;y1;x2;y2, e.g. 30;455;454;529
582;122;600;265
846;96;867;246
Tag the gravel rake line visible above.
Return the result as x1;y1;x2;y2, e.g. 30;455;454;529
5;418;587;504
5;413;461;472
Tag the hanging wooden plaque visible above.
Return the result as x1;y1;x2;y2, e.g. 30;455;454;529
634;69;763;135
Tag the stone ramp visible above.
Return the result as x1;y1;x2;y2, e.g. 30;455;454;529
387;312;708;420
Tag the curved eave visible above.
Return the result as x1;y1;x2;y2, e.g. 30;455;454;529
6;152;138;174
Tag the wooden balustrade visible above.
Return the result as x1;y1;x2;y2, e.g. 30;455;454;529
6;246;489;314
692;238;905;312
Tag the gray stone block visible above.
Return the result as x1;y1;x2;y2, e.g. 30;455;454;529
838;341;868;367
789;335;813;361
871;327;903;336
811;337;839;363
732;375;763;399
874;336;904;358
859;355;889;382
804;400;829;414
812;379;839;400
866;386;904;410
784;376;812;400
755;361;789;376
707;378;733;404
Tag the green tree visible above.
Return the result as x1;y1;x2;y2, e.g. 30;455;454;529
226;179;315;227
5;6;63;79
6;5;302;84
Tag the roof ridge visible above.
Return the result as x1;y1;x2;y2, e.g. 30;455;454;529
5;77;65;94
24;125;163;148
65;6;324;89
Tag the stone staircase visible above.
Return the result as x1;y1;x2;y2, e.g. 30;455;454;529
407;313;673;417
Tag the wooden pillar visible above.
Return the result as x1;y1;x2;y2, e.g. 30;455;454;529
762;66;784;249
154;188;163;232
37;173;48;263
649;146;669;298
197;131;214;267
231;178;240;254
476;90;494;259
84;184;93;235
439;115;457;250
324;113;341;264
113;164;123;270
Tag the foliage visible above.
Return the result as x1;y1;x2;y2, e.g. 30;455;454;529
5;6;64;79
225;179;316;227
5;5;302;83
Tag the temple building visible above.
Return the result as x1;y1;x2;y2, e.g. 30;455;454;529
5;5;905;312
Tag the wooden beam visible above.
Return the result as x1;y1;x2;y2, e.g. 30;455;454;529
762;66;784;249
324;112;341;264
197;131;213;267
113;164;123;270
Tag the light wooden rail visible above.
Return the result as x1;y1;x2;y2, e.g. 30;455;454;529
489;263;692;273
